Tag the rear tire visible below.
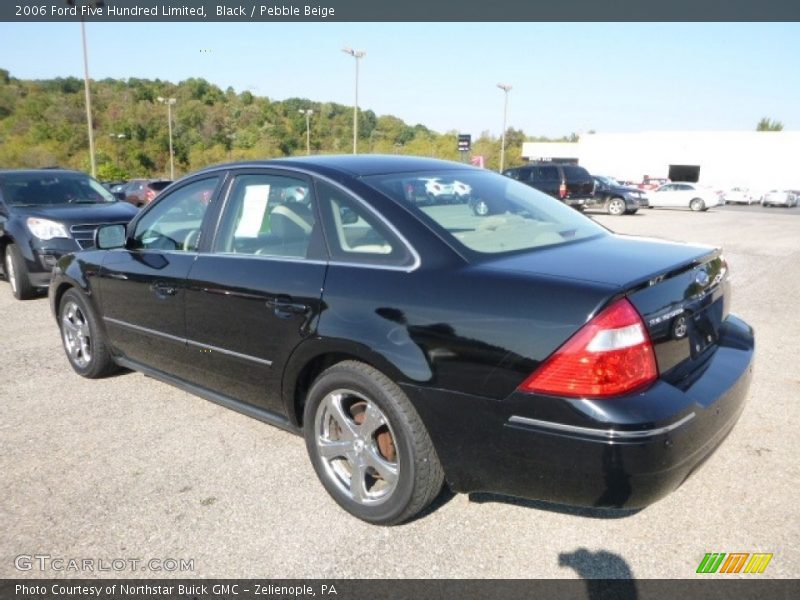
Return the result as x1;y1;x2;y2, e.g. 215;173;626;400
4;243;36;300
303;360;444;525
689;198;705;212
58;289;120;378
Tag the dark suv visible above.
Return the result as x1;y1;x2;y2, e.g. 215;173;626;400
501;164;594;210
0;169;139;299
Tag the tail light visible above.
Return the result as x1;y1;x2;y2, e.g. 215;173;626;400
559;182;567;199
518;298;657;398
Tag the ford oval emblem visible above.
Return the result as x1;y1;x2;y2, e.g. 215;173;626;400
695;270;710;287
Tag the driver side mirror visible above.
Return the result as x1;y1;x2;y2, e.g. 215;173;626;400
95;224;127;250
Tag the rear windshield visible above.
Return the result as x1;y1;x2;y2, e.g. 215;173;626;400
0;172;116;206
363;169;606;256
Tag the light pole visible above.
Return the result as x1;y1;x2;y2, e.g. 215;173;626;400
157;97;177;179
298;109;313;155
68;0;105;178
497;83;512;172
341;47;366;154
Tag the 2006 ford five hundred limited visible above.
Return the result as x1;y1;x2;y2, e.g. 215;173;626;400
50;156;754;524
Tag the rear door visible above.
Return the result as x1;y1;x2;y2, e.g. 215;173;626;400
183;169;328;414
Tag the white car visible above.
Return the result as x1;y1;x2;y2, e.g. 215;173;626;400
761;190;798;208
721;187;757;205
421;177;470;203
646;183;722;212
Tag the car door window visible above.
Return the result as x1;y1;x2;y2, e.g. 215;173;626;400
533;166;559;181
132;177;218;252
214;173;316;259
317;180;413;267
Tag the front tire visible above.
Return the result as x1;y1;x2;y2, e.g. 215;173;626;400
606;197;626;216
4;243;36;300
303;360;444;525
59;289;120;378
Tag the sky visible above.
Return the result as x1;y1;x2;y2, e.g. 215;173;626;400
1;22;799;137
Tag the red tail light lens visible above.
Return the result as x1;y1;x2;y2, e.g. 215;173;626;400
559;182;567;199
518;298;657;398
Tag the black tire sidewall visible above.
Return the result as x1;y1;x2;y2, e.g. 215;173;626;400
6;243;35;300
303;364;419;524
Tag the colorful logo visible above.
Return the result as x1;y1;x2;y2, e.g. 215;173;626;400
697;552;773;574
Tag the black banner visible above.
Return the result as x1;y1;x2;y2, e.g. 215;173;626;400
3;0;800;22
2;579;799;600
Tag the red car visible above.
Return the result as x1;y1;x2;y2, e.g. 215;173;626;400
115;179;172;207
637;176;670;191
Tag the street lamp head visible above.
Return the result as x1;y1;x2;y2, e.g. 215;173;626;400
342;47;366;58
157;97;176;105
497;83;512;93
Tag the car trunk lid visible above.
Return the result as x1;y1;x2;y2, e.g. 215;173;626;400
484;234;729;383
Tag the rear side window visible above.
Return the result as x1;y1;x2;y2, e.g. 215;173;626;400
533;166;559;181
316;180;414;267
562;166;592;182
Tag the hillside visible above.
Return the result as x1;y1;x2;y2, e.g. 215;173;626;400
0;69;563;179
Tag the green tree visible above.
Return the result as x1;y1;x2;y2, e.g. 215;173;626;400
756;117;783;131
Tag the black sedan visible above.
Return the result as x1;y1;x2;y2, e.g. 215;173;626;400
0;169;139;300
588;175;649;215
49;156;754;525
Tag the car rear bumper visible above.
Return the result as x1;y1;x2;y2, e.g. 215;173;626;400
402;314;754;509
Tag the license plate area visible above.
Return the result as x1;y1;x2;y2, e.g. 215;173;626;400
689;300;723;358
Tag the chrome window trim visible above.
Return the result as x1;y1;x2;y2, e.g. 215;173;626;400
507;412;696;440
201;165;422;273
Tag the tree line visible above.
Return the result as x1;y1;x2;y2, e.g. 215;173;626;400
0;69;579;180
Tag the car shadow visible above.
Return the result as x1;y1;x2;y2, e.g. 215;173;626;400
560;548;638;598
467;492;641;519
402;486;458;524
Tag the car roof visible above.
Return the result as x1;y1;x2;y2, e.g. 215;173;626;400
0;168;86;177
192;155;476;179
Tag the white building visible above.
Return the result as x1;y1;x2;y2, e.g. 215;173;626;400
522;131;800;191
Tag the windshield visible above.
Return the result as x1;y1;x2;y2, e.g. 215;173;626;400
1;172;117;206
595;176;619;186
363;169;606;256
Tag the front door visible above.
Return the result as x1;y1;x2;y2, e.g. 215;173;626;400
183;170;327;413
97;175;222;379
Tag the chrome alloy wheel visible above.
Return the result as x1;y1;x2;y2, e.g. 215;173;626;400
314;389;399;506
61;300;92;369
5;251;16;295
